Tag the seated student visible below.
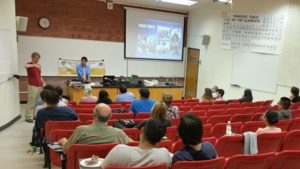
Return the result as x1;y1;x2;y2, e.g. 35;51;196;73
277;97;292;120
215;89;225;101
115;85;135;102
80;86;98;103
101;119;172;169
239;89;253;103
97;90;113;104
290;86;300;103
201;88;214;102
172;113;217;163
59;103;132;154
162;93;180;119
130;88;155;116
135;101;172;130
211;86;219;99
35;88;78;134
256;110;281;135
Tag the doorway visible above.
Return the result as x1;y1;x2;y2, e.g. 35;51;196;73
184;48;200;99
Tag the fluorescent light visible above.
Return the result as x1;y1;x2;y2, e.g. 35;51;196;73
160;0;198;6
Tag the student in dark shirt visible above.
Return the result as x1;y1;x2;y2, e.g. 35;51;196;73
172;113;217;164
290;87;300;103
239;89;253;103
97;90;113;104
135;101;172;130
35;87;78;132
277;97;292;120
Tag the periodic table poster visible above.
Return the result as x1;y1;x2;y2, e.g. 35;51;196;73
221;12;286;54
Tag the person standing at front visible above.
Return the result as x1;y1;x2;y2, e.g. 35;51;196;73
24;52;45;123
76;56;91;83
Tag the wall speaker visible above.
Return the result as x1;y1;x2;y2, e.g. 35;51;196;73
202;35;211;46
107;0;113;10
16;16;28;32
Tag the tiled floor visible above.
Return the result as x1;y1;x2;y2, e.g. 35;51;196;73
0;104;59;169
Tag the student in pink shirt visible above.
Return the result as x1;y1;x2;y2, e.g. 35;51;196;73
256;110;281;135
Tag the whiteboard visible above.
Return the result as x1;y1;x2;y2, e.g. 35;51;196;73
17;35;185;77
230;50;279;93
0;28;13;84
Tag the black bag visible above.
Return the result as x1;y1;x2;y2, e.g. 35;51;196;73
114;119;137;129
30;126;43;148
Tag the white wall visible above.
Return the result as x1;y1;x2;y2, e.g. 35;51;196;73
0;0;20;127
17;36;185;77
188;0;298;103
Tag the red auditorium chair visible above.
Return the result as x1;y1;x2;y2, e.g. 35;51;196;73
192;105;210;111
189;110;206;117
250;112;263;121
206;109;225;116
210;122;242;138
207;115;231;125
170;157;225;169
45;120;82;138
254;101;265;107
210;104;227;110
67;143;118;169
165;126;177;141
123;128;140;141
227;103;241;109
127;140;173;152
215;136;244;157
78;114;93;123
214;100;226;104
198;102;213;106
78;102;96;104
241;102;257;108
203;124;212;138
186;99;199;102
256;106;270;113
230;114;252;123
124;104;131;110
105;164;167;169
282;130;300;151
171;137;217;153
275;120;292;131
178;106;193;112
240;121;265;133
202;136;217;146
111;113;134;120
262;100;273;107
291;110;300;119
135;112;150;119
200;116;209;125
227;108;243;116
269;150;300;169
49;129;74;166
288;118;300;131
109;104;123;109
290;102;300;110
183;102;198;107
227;99;240;104
241;107;258;114
68;101;77;107
257;132;286;154
76;104;96;108
171;118;180;126
224;153;274;169
179;111;185;117
74;108;94;114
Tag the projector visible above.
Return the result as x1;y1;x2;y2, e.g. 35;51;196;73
213;0;232;5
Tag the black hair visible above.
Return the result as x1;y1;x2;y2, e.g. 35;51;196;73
40;85;55;101
119;85;127;94
178;113;203;146
217;89;225;97
139;88;150;99
265;110;279;125
279;97;291;110
31;52;40;58
242;89;253;102
81;56;88;62
42;89;60;105
143;119;166;145
97;90;112;104
55;86;63;96
291;87;299;97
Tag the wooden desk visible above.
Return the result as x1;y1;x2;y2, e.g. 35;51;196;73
66;85;184;103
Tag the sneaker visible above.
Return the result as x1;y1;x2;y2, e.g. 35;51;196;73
25;119;34;123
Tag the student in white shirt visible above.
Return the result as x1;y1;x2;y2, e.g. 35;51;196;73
101;119;172;169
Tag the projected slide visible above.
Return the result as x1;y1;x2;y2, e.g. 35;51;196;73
126;7;185;61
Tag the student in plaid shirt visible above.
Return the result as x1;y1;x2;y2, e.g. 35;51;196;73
162;93;180;119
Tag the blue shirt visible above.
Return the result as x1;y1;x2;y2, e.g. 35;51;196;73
172;142;217;164
35;106;78;129
130;99;155;116
115;92;135;102
76;64;90;82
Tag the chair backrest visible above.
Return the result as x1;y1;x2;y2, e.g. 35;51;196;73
269;150;300;169
291;110;300;119
109;104;123;109
214;100;226;104
158;140;173;152
171;118;180;126
45;120;82;138
275;120;292;131
288;118;300;131
230;114;252;123
111;113;134;120
241;107;258;114
215;136;244;157
68;101;77;107
198;101;213;106
241;102;257;108
250;112;263;121
227;108;243;116
67;143;118;169
199;116;209;124
282;130;300;151
256;106;270;113
165;126;177;141
189;110;206;117
210;122;242;138
170;157;225;169
178;106;193;112
207;115;231;125
203;124;212;138
76;104;96;108
240;121;265;133
210;104;227;110
78;114;93;123
183;102;198;107
74;108;94;114
123;128;140;141
186;99;199;102
105;164;167;169
262;100;273;107
206;109;225;116
227;99;240;104
135;112;151;119
224;153;274;169
227;103;242;109
257;132;286;154
192;105;210;111
290;102;300;110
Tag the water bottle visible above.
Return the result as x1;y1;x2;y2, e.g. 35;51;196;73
226;121;232;136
